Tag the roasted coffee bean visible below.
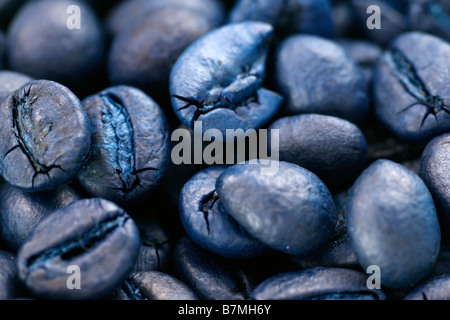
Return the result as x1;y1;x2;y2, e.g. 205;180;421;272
17;198;140;300
347;159;441;289
7;0;105;90
77;86;170;204
0;80;91;192
274;34;369;125
170;22;283;135
179;166;267;259
374;32;450;142
216;161;336;257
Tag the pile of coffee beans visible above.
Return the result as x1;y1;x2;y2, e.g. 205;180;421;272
0;0;449;300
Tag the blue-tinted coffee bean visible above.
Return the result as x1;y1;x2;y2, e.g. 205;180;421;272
420;133;450;231
404;275;450;300
251;267;386;300
173;237;255;300
0;80;91;192
269;114;368;189
351;0;408;46
17;198;140;300
292;191;358;269
216;161;336;256
408;0;450;43
77;86;170;205
338;39;383;85
0;71;33;100
108;7;224;99
0;184;81;252
132;217;171;273
170;22;283;135
347;159;441;289
0;251;18;300
229;0;334;38
114;271;198;300
373;32;450;142
106;0;225;37
7;0;105;89
274;35;368;125
179;166;268;259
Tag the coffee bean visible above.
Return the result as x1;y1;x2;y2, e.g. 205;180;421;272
17;198;140;300
179;166;267;259
374;32;450;141
347;159;441;289
170;22;283;135
216;161;336;256
77;86;170;204
0;80;91;192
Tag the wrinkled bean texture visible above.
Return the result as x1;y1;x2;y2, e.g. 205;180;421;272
77;86;170;204
17;198;140;300
179;166;267;259
170;22;283;134
0;80;91;192
374;32;450;142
